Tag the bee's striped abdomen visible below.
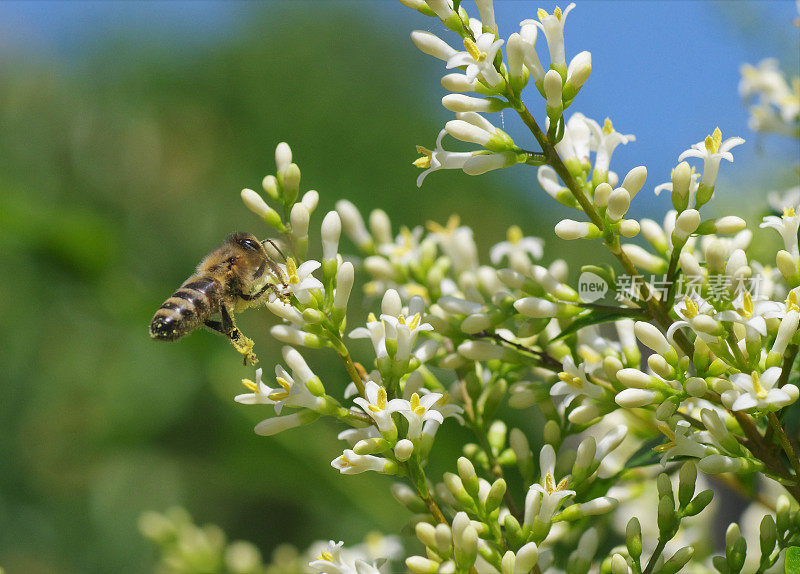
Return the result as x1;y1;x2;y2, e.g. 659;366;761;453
150;275;223;341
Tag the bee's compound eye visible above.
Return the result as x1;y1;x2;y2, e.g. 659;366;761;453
240;238;260;251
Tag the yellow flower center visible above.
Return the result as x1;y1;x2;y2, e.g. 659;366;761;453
784;206;796;218
558;371;583;389
684;297;699;318
602;118;614;136
704;127;722;154
427;214;461;235
463;38;486;62
787;290;799;313
751;371;767;399
397;227;414;255
276;376;292;391
544;472;570;494
410;392;426;416
405;284;429;300
242;378;258;393
507;225;524;245
398;313;422;331
368;386;388;413
285;258;300;285
319;551;335;562
741;291;753;319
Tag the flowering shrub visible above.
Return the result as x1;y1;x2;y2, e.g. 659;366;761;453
143;2;800;573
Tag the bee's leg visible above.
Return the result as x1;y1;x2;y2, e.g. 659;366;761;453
240;282;290;305
217;305;258;366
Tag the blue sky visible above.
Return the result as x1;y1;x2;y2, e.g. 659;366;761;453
1;0;798;215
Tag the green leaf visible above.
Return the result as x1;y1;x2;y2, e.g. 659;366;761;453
553;309;647;341
786;547;800;574
623;436;667;470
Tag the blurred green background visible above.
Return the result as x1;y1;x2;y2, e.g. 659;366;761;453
0;1;796;572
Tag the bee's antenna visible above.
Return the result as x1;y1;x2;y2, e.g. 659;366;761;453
262;238;287;262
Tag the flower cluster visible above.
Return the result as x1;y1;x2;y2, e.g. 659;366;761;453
141;2;800;572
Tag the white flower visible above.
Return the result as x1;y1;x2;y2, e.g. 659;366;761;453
760;206;800;258
585;117;635;179
524;3;576;72
446;33;505;88
308;540;384;574
350;314;387;358
446;111;514;152
518;19;545;84
427;214;479;273
413;129;476;187
280;258;323;305
551;355;605;402
353;380;400;436
715;291;783;338
331;450;395;475
729;367;799;412
236;348;324;415
657;420;712;464
490;225;544;272
377;226;424;267
524;474;576;527
380;306;434;363
338;426;381;447
678;127;745;190
768;186;800;213
391;392;444;440
235;368;280;407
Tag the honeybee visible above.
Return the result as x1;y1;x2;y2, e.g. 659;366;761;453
149;232;287;364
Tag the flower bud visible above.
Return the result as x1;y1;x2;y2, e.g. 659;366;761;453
594;182;612;209
611;554;630;574
336;199;373;251
673;209;700;245
661;547;693;574
619;220;640;237
634;322;673;357
241;188;283;229
626;517;642;560
544;70;564;121
685;377;708;398
699;454;741;474
506;33;528;93
368;209;392;244
616;368;652;389
670;161;692;211
563;51;592;102
615;388;656;408
262;174;279;200
457;457;480;497
275;142;292;173
621;244;667;273
515;542;539;572
442;94;506;113
281;163;301;205
406;556;440;574
410;30;457;61
394;439;414;461
606;188;631;222
485;479;507;513
300;189;319;213
321;211;342;262
555;219;602;240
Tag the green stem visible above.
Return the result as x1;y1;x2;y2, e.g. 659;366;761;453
334;343;366;397
768;412;800;483
642;538;667;574
510;98;694;358
473;330;562;371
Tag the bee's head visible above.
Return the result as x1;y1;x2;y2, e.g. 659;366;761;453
225;232;286;287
